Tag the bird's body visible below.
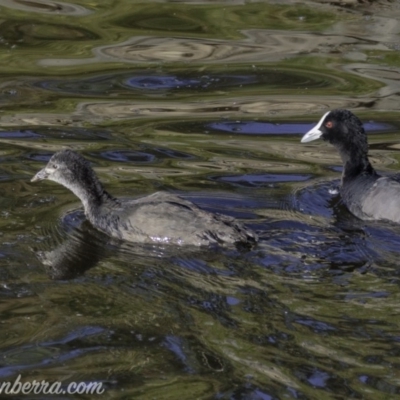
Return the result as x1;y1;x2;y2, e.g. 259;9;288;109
301;109;400;223
85;190;256;246
343;175;400;222
31;150;257;247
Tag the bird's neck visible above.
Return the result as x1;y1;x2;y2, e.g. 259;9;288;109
82;189;117;220
337;143;377;183
64;178;117;217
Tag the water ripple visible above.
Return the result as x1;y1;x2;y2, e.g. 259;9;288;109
39;30;357;66
0;0;92;16
34;69;336;96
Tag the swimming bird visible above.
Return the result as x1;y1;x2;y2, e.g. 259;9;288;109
301;109;400;223
31;149;257;247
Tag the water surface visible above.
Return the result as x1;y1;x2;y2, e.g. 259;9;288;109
0;0;400;399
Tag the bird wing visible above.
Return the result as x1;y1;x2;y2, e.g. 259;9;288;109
361;177;400;222
104;192;256;246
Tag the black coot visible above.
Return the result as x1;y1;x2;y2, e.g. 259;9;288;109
301;109;400;223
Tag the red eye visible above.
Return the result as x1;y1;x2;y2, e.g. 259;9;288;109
325;121;333;128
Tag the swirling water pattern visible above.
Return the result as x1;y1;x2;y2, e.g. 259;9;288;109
0;0;400;398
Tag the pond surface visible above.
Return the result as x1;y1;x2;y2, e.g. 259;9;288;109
1;0;400;398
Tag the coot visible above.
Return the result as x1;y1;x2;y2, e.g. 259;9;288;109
301;109;400;222
31;149;258;247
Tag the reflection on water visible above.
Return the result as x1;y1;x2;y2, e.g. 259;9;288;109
0;0;400;398
0;0;92;16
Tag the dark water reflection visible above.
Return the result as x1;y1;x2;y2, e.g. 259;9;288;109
0;0;400;398
35;69;334;96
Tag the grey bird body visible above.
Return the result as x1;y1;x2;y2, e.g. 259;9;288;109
345;176;400;223
31;150;257;247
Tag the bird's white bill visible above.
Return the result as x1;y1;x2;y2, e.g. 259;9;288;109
301;111;330;143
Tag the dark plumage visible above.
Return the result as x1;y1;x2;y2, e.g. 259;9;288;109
301;109;400;222
31;149;258;247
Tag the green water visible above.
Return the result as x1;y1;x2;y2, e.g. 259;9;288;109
0;0;400;398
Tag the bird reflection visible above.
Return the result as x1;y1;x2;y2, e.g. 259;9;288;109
37;220;108;280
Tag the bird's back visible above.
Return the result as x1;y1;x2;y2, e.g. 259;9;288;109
92;191;257;247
